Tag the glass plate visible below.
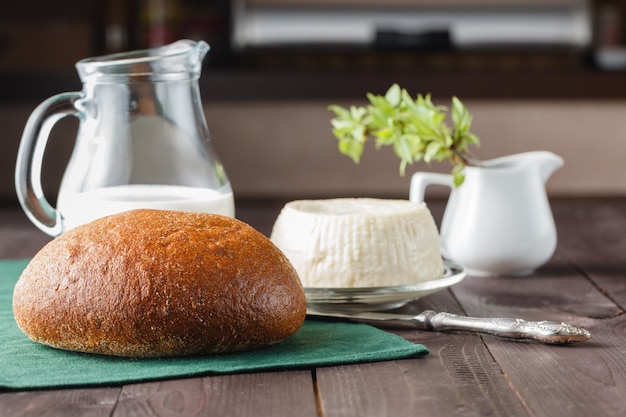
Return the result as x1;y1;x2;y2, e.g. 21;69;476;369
304;260;466;312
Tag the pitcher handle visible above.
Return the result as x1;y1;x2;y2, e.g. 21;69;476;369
15;92;82;236
409;172;454;203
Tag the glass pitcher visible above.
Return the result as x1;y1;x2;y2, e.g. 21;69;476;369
15;40;234;236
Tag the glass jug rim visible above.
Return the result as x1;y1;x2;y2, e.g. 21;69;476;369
76;39;209;82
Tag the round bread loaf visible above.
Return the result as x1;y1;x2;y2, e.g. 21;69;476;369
12;209;307;358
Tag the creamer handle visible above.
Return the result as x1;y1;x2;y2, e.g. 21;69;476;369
15;92;82;236
409;172;454;203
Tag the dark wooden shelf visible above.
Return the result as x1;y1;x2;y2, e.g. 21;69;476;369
199;68;626;101
3;68;626;103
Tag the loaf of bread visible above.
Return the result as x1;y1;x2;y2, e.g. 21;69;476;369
12;209;307;358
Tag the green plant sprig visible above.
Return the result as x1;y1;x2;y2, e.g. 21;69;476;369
328;83;480;186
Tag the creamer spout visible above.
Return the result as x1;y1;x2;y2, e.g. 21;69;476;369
533;151;564;184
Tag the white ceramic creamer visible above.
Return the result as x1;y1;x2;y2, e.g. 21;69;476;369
410;151;564;277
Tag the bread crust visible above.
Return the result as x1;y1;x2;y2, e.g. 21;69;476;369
12;209;307;357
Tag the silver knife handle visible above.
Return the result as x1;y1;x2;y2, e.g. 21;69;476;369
419;311;591;344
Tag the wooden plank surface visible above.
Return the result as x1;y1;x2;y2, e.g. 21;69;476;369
0;388;120;417
452;259;624;417
0;199;625;417
316;290;529;417
113;371;318;417
552;199;626;307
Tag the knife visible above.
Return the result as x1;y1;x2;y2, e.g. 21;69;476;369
306;308;591;345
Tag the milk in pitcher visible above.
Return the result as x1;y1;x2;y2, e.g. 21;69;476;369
57;184;235;231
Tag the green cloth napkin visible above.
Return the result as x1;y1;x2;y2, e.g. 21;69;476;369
0;259;428;390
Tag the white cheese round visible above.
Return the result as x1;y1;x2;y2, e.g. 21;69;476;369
270;198;444;288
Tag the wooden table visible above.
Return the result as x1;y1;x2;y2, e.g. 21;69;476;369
0;198;624;417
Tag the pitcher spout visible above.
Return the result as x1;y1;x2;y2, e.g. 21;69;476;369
481;151;563;184
532;151;564;184
76;39;210;82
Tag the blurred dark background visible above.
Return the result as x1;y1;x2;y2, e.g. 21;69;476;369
2;0;626;203
4;0;626;98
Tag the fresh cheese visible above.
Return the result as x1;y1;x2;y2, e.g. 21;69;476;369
270;198;444;288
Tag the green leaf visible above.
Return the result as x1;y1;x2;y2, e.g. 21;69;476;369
452;164;465;187
328;104;350;119
385;84;402;107
338;139;364;163
375;125;394;138
367;94;394;115
451;96;472;135
393;137;414;165
330;118;355;130
350;106;367;122
367;106;391;128
464;132;480;145
399;159;408;176
424;140;442;163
